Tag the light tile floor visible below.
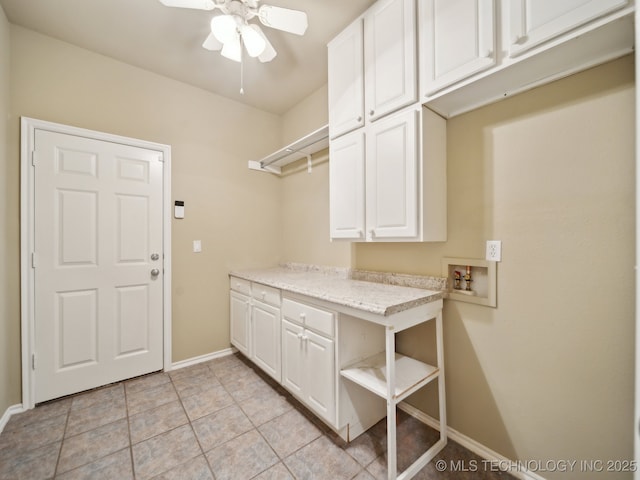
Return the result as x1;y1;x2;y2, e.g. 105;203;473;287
0;353;515;480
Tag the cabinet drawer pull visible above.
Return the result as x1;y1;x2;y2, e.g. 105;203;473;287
369;110;375;116
357;116;362;122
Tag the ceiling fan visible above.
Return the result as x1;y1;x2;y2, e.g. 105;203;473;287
158;0;308;64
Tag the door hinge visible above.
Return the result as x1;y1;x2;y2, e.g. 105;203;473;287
31;252;37;268
31;150;36;166
32;353;36;370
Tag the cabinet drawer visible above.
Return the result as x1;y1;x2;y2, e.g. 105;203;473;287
230;276;251;295
251;283;281;307
282;298;334;338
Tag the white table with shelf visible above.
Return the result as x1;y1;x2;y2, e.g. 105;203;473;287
230;266;447;480
340;297;447;480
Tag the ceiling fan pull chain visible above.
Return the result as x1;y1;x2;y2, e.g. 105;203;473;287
239;35;245;95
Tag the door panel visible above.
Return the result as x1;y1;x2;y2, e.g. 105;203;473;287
508;0;628;57
252;300;281;382
329;131;366;240
230;291;251;357
116;285;150;357
57;189;98;265
56;289;98;370
281;319;304;397
305;330;336;425
34;129;164;403
366;108;419;239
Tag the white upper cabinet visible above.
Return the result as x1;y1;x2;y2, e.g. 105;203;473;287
329;105;447;243
329;131;365;240
419;0;496;97
365;108;419;240
364;0;418;122
507;0;630;57
328;20;365;139
328;0;417;139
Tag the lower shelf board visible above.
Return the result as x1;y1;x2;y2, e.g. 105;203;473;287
340;352;439;401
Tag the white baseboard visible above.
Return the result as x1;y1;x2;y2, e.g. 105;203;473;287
170;347;236;371
398;402;546;480
0;404;25;434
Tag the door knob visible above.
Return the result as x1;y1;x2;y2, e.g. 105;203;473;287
151;268;160;276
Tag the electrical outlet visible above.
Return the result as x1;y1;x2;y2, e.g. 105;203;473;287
193;240;202;253
486;240;502;262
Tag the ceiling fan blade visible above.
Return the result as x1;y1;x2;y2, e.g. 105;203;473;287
202;32;223;51
251;25;277;63
257;5;308;36
158;0;216;10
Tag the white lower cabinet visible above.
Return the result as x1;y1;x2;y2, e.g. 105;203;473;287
229;277;281;382
230;275;447;479
251;300;281;381
229;288;251;358
281;299;336;426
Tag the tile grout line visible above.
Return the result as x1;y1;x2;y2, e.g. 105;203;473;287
170;366;218;480
123;379;137;480
52;397;72;478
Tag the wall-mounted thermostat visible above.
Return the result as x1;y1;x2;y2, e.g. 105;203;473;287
174;201;184;219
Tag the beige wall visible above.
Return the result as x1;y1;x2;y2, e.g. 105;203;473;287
7;25;284;405
357;57;635;477
2;16;635;477
280;84;352;268
0;6;18;414
279;56;635;476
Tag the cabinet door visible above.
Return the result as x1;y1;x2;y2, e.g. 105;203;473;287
281;319;305;398
328;19;364;139
329;131;366;241
507;0;628;57
420;0;495;97
366;107;419;240
252;300;281;382
230;291;250;357
304;329;336;425
364;0;417;122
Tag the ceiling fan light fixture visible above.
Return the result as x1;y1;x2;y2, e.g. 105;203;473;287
220;32;242;62
240;23;266;57
211;14;238;44
202;31;223;51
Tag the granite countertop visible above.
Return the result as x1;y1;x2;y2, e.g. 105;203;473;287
230;264;445;317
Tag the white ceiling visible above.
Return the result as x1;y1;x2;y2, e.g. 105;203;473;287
0;0;376;114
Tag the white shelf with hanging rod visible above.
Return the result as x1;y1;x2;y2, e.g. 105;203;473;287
248;124;329;174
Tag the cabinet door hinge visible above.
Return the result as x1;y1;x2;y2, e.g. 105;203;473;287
32;353;36;370
31;150;36;166
31;252;37;268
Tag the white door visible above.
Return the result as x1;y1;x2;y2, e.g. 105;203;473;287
281;319;304;398
420;0;496;97
230;291;251;358
304;329;335;425
366;107;419;240
329;130;366;240
251;300;281;382
328;18;365;139
364;0;417;122
33;129;164;403
507;0;628;57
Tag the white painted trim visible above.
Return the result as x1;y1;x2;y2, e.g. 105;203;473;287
20;117;172;409
170;348;237;371
0;405;25;433
398;402;546;480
